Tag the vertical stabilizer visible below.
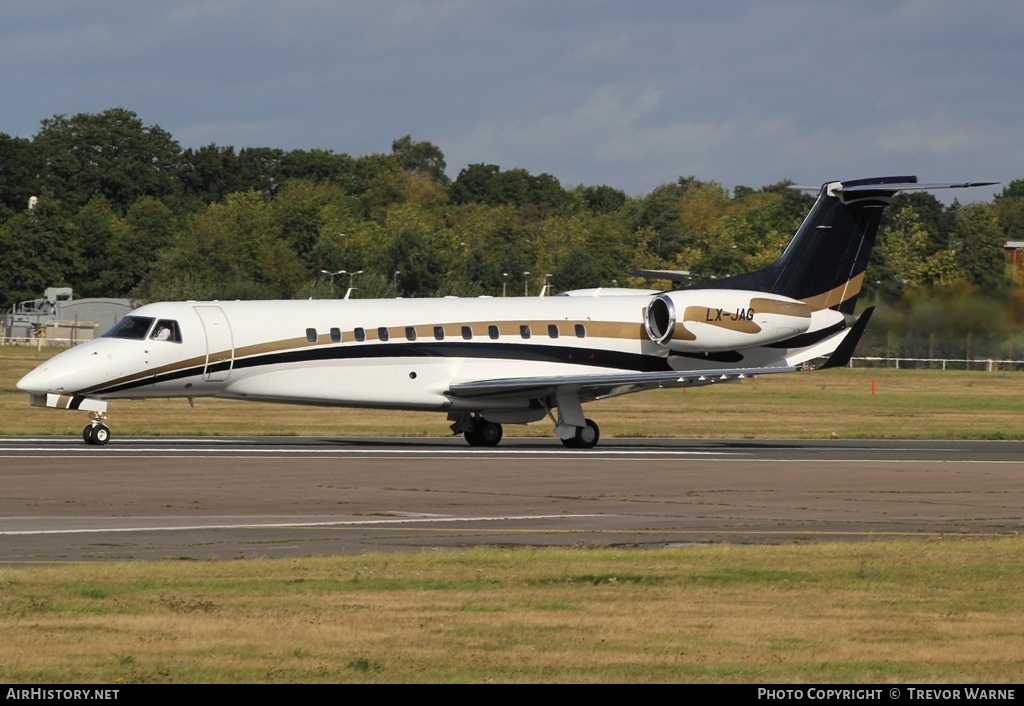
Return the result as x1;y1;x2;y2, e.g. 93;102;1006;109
691;176;921;314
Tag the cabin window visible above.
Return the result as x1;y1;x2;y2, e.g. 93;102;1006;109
330;328;341;343
305;328;317;343
405;327;417;341
575;324;586;338
488;325;499;340
378;327;390;341
103;316;155;341
151;320;182;343
354;327;366;342
461;326;472;340
520;325;531;339
548;324;559;339
433;326;445;340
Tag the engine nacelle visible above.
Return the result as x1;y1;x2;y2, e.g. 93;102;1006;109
644;289;812;352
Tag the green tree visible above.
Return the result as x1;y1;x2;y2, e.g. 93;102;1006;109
179;144;245;206
994;179;1024;241
280;148;357;190
872;205;930;300
0;133;41;219
0;192;82;306
578;185;628;215
143;190;304;299
99;197;177;296
949;203;1009;293
72;196;120;296
552;246;606;291
271;180;358;266
391;135;449;186
386;227;449;297
235;147;285;198
449;164;567;217
883;191;953;255
34;108;181;212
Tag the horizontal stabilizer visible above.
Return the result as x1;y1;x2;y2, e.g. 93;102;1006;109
835;181;998;194
629;269;692;283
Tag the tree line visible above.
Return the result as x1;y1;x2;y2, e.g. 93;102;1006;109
1;108;1022;346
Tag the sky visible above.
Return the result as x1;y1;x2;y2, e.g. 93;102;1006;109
2;1;1021;202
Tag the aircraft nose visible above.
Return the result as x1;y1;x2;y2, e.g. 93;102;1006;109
16;345;106;395
17;363;59;395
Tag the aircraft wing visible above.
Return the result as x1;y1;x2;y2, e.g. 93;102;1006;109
448;364;798;403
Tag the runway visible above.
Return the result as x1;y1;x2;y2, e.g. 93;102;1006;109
1;436;1022;561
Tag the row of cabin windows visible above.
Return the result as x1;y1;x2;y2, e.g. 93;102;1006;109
305;323;587;344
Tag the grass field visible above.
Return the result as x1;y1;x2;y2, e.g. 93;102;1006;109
2;541;1023;683
3;344;1024;439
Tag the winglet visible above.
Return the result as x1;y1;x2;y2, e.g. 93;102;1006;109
818;307;874;369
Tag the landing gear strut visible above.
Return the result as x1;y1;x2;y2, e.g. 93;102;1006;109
561;419;600;449
83;411;110;446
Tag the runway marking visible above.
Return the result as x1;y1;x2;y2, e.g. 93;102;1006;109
2;453;1024;465
0;446;735;454
0;514;603;536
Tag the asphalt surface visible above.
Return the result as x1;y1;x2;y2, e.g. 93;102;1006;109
1;436;1022;561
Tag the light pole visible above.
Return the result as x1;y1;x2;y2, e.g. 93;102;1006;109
502;272;508;297
341;270;363;300
321;269;344;296
523;271;530;297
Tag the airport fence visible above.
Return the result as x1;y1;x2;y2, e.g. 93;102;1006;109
848;357;1024;372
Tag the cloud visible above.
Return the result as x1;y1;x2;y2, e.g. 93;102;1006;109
0;0;1020;202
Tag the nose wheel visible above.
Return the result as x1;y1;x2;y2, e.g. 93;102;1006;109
83;424;110;445
83;412;110;445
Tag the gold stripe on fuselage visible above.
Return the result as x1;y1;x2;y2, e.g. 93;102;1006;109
82;319;652;396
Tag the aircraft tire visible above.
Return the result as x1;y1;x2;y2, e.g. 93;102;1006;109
574;419;600;449
84;424;111;445
465;420;502;447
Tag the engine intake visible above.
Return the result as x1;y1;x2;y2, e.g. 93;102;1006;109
644;289;812;352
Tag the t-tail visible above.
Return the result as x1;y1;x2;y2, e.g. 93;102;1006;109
691;176;995;314
643;176;996;369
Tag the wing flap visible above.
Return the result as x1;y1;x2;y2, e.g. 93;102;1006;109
448;365;797;402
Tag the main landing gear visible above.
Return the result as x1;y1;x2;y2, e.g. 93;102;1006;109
450;413;503;447
450;409;599;449
83;411;110;446
464;417;503;447
560;419;600;449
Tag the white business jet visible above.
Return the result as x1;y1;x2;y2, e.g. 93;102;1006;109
17;177;993;448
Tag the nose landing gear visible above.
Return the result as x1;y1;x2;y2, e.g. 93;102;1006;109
83;411;110;446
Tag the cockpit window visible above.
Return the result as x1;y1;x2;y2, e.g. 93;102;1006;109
103;316;155;341
151;320;182;343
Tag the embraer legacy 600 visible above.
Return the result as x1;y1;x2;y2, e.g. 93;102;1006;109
17;177;993;448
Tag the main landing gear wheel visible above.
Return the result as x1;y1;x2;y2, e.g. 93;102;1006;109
561;419;600;449
83;424;110;446
464;419;503;447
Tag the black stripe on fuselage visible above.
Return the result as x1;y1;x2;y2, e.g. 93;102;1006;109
84;340;674;396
